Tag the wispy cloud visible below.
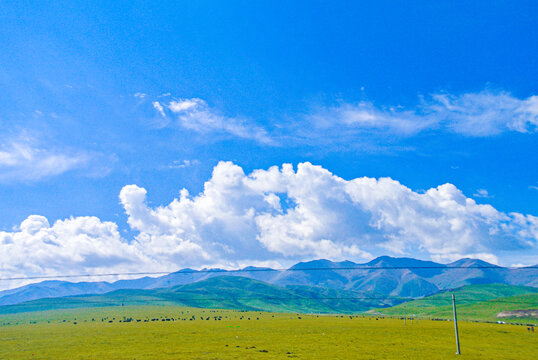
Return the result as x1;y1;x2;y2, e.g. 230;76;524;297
473;189;492;198
152;101;166;117
308;102;434;136
430;91;538;136
0;139;87;181
0;136;113;182
147;90;537;151
306;90;538;138
152;98;276;145
167;159;200;169
168;98;203;113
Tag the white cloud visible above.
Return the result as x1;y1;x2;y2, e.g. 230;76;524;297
307;90;538;137
152;101;166;117
309;102;433;136
120;162;538;266
145;90;536;150
152;98;275;144
1;162;537;287
169;98;204;113
166;159;200;169
473;189;491;198
0;215;156;289
0;138;91;181
430;92;538;136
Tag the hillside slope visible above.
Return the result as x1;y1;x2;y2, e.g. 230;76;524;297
372;284;538;322
0;276;406;315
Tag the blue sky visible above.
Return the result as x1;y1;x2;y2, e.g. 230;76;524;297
0;1;537;283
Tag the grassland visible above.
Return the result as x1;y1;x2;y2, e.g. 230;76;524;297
1;305;537;359
372;284;538;323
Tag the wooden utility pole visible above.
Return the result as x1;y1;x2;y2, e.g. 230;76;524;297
452;294;461;355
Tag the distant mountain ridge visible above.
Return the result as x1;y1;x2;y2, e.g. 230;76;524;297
1;278;536;317
0;276;407;315
1;256;536;306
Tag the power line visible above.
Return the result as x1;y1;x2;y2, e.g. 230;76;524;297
1;264;536;282
2;295;532;307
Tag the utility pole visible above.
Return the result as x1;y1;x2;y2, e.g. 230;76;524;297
452;294;461;355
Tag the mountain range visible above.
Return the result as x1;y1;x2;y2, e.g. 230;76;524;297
0;276;409;315
1;256;536;306
2;278;537;319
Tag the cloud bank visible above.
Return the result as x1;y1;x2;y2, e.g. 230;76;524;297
1;162;537;287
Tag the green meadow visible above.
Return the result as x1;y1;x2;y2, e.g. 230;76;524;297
372;284;538;323
1;305;536;359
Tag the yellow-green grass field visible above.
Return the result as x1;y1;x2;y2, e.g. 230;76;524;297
1;306;536;359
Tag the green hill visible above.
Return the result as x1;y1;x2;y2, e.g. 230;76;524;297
0;276;406;315
372;283;538;323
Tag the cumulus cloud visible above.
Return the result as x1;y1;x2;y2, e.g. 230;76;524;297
119;162;538;266
307;90;538;137
152;98;274;144
0;215;155;289
2;162;537;286
0;138;91;182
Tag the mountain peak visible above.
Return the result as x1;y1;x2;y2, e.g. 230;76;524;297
288;259;358;270
241;266;273;271
364;256;443;268
289;259;335;270
447;258;500;268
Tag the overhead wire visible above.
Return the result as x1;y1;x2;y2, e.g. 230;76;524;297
1;264;536;282
1;266;535;311
3;295;532;307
